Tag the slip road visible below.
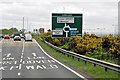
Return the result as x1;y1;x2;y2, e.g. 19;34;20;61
0;39;86;79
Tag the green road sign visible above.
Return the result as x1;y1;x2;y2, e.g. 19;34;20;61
52;13;83;38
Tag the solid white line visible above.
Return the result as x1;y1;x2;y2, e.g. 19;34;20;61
35;39;86;79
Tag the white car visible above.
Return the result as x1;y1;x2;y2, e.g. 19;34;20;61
14;36;21;41
25;34;32;41
20;34;25;38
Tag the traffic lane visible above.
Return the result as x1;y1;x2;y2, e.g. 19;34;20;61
2;39;23;61
20;40;80;78
2;39;24;78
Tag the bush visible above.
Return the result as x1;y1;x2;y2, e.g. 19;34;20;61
75;43;87;55
61;43;70;50
39;32;120;60
86;46;114;60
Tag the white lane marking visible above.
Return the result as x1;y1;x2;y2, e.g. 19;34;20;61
41;60;44;63
32;53;37;57
6;61;12;64
48;60;51;63
2;61;6;64
21;55;23;58
41;57;44;59
6;53;11;57
36;60;41;63
14;61;17;64
10;66;14;70
28;57;30;59
3;58;5;60
19;64;22;70
18;72;21;75
35;39;86;79
36;65;43;69
22;41;25;53
21;53;24;56
42;65;46;69
0;66;7;70
20;59;22;63
26;61;32;64
23;61;25;64
18;40;25;76
54;65;59;68
50;65;54;68
26;65;34;70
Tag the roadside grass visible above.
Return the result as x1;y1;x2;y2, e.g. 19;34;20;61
35;37;120;79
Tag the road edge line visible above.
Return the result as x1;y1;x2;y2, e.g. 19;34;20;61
35;39;86;79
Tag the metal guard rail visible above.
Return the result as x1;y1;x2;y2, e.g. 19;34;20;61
42;40;120;73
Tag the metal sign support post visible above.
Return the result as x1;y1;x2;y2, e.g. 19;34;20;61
63;23;71;38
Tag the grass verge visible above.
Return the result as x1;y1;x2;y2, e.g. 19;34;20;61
35;36;120;79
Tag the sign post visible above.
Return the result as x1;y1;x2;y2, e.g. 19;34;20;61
52;13;82;38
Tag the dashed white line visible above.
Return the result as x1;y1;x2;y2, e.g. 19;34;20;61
18;40;25;75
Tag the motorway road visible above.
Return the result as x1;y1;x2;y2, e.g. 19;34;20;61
0;39;86;79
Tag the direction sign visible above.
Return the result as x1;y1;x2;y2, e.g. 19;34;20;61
52;13;83;38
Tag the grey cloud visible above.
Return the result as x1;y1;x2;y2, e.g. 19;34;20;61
0;0;118;33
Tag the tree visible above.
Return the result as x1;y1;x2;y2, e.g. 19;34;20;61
1;28;18;35
9;28;18;32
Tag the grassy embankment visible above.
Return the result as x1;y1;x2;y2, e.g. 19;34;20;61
34;36;120;79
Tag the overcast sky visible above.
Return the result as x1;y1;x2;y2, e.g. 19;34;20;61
0;0;119;34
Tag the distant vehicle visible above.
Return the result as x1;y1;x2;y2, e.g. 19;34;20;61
25;33;32;41
13;34;20;38
10;34;14;38
14;36;21;41
0;34;3;38
20;34;25;38
4;35;10;39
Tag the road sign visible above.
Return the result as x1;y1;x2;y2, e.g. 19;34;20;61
52;13;83;38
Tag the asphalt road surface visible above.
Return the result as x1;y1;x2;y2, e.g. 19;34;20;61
0;38;86;79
